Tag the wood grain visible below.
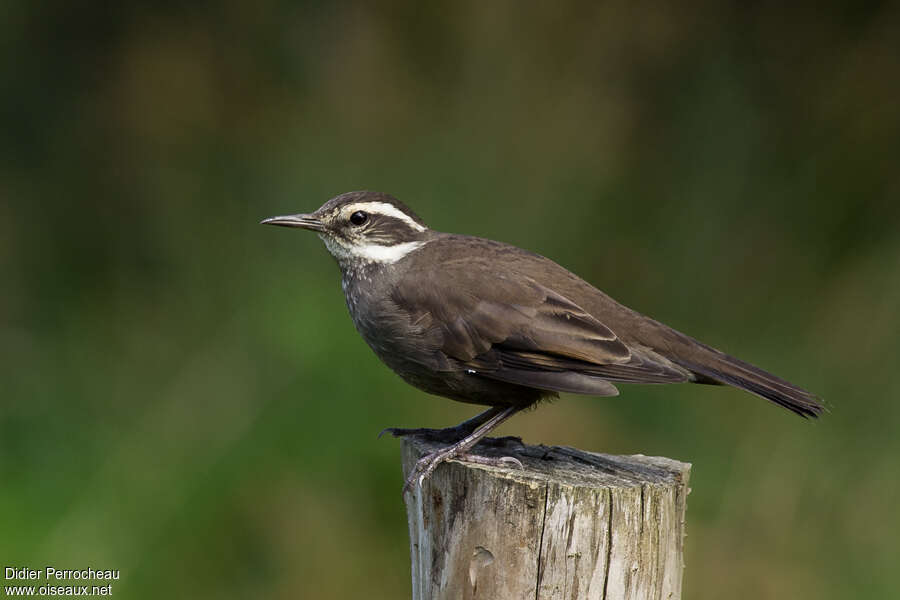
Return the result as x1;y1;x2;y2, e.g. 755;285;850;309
402;436;690;600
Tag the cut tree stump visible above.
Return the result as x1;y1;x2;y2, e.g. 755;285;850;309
402;435;691;600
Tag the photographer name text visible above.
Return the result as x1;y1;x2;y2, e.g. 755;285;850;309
4;567;118;597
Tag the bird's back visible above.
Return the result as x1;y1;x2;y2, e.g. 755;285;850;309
403;233;822;417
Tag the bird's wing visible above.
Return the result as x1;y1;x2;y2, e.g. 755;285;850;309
393;262;690;396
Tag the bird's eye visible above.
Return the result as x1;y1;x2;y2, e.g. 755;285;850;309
349;211;368;226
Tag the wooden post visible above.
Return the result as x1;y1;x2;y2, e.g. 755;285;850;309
402;435;691;600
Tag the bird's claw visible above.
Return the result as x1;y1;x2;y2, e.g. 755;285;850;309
499;455;525;470
401;450;525;495
458;454;525;470
402;447;457;494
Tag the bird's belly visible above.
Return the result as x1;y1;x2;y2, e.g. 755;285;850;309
350;310;459;397
348;306;544;407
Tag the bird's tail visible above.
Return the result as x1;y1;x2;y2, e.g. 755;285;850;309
671;338;824;419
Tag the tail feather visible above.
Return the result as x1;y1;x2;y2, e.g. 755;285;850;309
675;345;824;419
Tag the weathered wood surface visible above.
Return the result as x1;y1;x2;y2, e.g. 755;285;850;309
402;436;691;600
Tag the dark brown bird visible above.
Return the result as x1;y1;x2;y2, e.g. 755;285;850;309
262;191;822;491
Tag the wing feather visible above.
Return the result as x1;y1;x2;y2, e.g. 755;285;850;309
393;261;691;395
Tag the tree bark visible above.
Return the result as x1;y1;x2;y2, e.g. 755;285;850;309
402;435;690;600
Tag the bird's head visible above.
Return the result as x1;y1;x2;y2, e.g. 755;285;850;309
261;191;431;266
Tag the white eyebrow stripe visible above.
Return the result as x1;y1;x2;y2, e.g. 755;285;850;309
348;202;426;232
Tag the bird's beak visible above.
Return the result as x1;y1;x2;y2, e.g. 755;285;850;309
260;213;325;232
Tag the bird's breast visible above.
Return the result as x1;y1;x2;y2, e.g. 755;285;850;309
338;266;553;407
342;273;435;361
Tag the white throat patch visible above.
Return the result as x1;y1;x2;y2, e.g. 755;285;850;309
321;235;426;265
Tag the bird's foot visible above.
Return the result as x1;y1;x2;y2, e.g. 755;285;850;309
402;447;524;495
381;405;521;446
388;406;525;495
459;454;524;470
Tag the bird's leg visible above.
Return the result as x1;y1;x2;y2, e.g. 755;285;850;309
379;406;505;444
403;405;525;494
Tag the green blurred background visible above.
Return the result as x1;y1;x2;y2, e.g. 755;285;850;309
3;2;899;598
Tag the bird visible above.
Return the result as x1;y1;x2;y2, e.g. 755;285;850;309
262;191;823;492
